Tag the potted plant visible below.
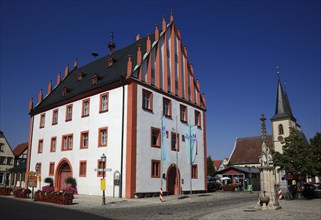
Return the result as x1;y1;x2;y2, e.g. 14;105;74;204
63;177;78;195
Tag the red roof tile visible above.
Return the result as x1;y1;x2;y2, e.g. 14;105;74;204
229;136;272;165
13;142;28;157
213;160;222;170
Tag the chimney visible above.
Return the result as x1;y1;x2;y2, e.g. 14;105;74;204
57;72;61;85
38;89;43;103
28;98;33;113
73;57;78;68
136;34;141;41
162;16;166;31
155;24;159;41
127;55;132;77
146;35;151;52
48;80;52;94
64;64;69;77
137;45;142;65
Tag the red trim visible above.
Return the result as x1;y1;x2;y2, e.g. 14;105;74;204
80;131;89;149
50;136;57;152
65;104;73;122
125;82;137;198
151;160;160;178
98;127;108;147
99;92;109;113
61;134;73;151
79;160;87;177
49;162;55;176
81;98;90;117
170;24;176;94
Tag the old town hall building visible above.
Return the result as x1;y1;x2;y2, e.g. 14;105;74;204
26;13;207;198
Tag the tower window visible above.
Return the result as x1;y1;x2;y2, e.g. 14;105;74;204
278;124;284;135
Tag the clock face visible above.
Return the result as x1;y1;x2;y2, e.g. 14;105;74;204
278;136;283;141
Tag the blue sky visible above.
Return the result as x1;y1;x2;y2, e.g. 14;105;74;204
1;0;320;160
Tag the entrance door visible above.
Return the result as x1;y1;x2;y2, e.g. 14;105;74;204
167;164;180;195
59;163;71;191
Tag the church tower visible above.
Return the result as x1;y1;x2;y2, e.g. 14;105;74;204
271;68;301;154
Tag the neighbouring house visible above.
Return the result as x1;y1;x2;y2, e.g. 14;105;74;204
9;142;28;188
26;13;207;199
213;160;224;172
0;131;14;188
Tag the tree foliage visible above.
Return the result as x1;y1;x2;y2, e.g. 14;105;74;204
273;128;321;178
207;155;216;177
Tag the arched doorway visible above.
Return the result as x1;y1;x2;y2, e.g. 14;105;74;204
55;158;73;191
166;164;180;195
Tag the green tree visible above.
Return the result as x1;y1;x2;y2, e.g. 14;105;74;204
309;132;321;177
207;155;216;177
273;127;311;179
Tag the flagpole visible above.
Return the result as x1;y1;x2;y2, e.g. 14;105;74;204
160;115;163;195
175;116;179;196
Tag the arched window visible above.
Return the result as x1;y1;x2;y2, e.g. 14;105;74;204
278;124;284;135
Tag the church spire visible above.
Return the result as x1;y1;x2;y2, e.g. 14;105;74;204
271;67;296;122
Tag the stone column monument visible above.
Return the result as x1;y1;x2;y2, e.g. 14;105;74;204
255;114;281;210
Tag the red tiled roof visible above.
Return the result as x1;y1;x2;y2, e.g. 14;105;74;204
13;142;28;157
229;136;272;165
213;160;222;170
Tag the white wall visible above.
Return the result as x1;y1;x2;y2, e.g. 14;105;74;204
30;86;128;197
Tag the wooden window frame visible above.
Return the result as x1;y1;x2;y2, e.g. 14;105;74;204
98;127;108;147
50;137;57;152
151;160;160;178
52;109;58;125
80;131;89;149
65;104;73;122
194;110;201;128
49;162;55;176
79;160;87;177
39;113;45;128
82;99;90;117
38;139;43;154
163;97;172;118
180;104;188;123
171;132;180;151
99;92;109;113
61;134;73;151
191;164;198;179
151;127;161;148
142;89;153;112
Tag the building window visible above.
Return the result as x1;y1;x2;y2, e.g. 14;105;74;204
163;97;172;117
80;131;89;149
195;110;201;128
191;164;198;179
40;113;45;128
36;163;42;174
50;137;56;152
151;160;160;178
151;127;161;148
79;161;87;177
52;109;58;125
142;89;153;111
100;92;109;113
66;104;73;121
0;143;4;151
182;135;185;142
278;124;284;135
62;134;73;151
82;99;90;117
171;132;180;151
49;162;55;176
38;140;43;153
180;105;187;123
98;127;108;147
97;159;106;177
